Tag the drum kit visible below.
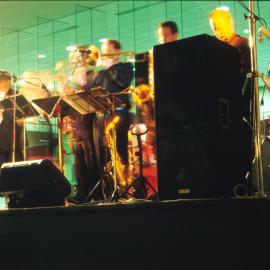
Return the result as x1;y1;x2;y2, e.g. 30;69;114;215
5;45;157;202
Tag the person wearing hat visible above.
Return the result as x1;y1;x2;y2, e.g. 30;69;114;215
0;70;23;167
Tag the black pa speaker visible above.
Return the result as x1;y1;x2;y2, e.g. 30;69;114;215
154;34;252;199
135;51;149;86
0;159;71;208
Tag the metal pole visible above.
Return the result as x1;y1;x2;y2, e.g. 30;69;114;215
12;79;17;163
23;120;26;161
249;0;265;196
57;113;64;173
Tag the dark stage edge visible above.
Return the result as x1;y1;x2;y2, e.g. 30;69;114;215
0;197;269;270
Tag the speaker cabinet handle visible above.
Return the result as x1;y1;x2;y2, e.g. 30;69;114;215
219;98;230;130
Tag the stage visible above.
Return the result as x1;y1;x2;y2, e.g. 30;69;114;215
0;197;269;270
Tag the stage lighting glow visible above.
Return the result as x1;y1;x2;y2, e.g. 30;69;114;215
37;54;46;59
66;45;77;52
47;82;54;90
217;6;230;11
18;79;25;85
99;38;108;43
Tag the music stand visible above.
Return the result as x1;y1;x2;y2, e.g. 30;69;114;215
0;94;39;162
32;91;110;173
33;91;110;117
85;90;127;203
0;94;39;119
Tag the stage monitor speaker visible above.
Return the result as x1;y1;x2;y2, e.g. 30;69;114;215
154;34;252;199
0;159;71;208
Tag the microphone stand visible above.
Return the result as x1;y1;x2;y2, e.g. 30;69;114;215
18;77;50;161
49;60;81;118
20;79;51;98
248;0;265;196
11;74;17;163
49;58;82;173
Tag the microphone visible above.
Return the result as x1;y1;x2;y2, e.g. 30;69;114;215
76;49;92;54
11;73;18;82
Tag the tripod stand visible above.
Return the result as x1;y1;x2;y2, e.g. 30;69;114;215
85;116;119;202
121;125;157;199
84;92;123;202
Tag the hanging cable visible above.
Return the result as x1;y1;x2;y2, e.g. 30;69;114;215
237;0;267;28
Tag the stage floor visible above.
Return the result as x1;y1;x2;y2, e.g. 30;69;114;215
0;197;269;270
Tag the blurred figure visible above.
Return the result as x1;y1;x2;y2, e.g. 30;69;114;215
209;8;253;192
63;44;100;93
60;45;104;202
209;8;250;74
0;70;23;167
209;7;251;119
157;21;179;44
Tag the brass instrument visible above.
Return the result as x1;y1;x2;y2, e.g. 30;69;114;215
100;51;136;65
127;129;135;189
132;84;154;106
101;51;136;58
148;49;154;92
105;116;134;196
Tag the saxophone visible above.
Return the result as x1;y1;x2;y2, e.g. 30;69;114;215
105;116;134;196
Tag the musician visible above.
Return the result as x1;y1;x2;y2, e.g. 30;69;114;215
0;70;23;167
141;21;179;149
209;8;251;75
86;39;134;167
209;8;253;190
143;20;178;130
209;8;252;111
141;20;179;134
62;45;103;202
157;21;179;44
130;21;179;195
